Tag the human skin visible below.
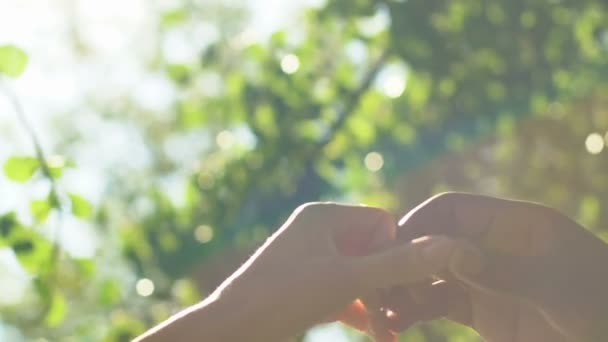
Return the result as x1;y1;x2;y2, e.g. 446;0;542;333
367;192;608;342
134;202;474;342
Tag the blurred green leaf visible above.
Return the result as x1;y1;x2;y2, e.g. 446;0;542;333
104;311;146;342
347;115;375;146
0;45;28;77
0;212;17;237
98;279;122;306
179;98;206;128
75;258;96;279
166;63;191;83
69;193;93;219
48;166;63;179
172;279;201;306
31;198;52;223
254;103;278;137
3;156;39;182
579;195;600;229
11;229;53;273
34;277;52;307
45;291;67;327
161;9;187;27
12;239;34;254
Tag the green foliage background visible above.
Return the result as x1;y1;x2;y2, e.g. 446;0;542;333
1;0;608;340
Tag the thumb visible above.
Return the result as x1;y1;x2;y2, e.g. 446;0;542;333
352;235;459;291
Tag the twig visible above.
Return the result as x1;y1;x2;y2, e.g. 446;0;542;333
311;47;391;156
0;77;64;296
0;78;61;204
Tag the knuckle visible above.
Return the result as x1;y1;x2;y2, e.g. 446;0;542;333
294;201;324;215
430;191;468;206
292;203;318;224
292;202;338;222
534;204;562;222
294;202;317;214
372;208;395;229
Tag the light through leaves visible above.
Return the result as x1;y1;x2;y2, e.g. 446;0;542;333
136;278;155;297
585;133;604;154
382;74;406;98
216;130;235;150
377;62;408;98
46;155;66;168
194;225;214;243
280;54;300;74
364;152;384;172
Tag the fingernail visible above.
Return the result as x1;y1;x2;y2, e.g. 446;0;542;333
451;244;484;275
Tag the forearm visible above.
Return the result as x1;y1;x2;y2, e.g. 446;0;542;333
135;284;316;342
135;264;357;342
133;292;228;342
133;279;277;342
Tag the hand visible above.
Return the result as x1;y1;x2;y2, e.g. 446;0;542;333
372;193;608;342
136;202;466;342
220;202;466;341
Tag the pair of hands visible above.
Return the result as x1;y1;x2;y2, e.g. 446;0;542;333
136;193;608;342
230;193;608;342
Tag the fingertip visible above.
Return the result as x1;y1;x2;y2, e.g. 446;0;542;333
354;235;459;290
336;300;369;331
417;235;459;273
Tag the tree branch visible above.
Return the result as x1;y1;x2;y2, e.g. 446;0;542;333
314;48;390;152
1;78;60;199
0;77;64;275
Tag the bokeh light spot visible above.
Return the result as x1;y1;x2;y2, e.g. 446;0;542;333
382;75;406;98
585;133;604;154
364;152;384;172
136;278;155;297
280;54;300;74
47;155;66;168
216;130;235;150
194;225;214;243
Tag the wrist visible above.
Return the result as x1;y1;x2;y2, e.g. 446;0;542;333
203;270;290;341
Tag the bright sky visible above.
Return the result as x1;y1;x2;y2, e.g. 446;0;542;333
0;0;359;340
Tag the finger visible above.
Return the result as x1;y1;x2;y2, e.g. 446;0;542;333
381;280;472;332
332;205;396;256
397;193;562;301
398;192;565;254
397;192;503;242
399;194;605;309
358;233;401;342
375;241;483;333
352;235;458;291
